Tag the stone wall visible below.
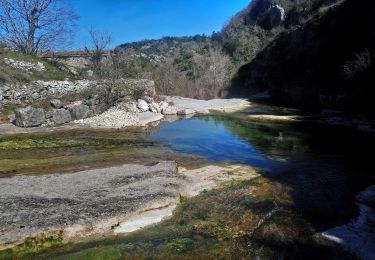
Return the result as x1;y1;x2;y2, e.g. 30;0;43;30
13;90;122;127
0;79;155;107
3;58;45;72
4;78;156;127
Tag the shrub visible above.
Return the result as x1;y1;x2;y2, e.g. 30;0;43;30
341;50;372;80
13;72;31;82
0;71;10;83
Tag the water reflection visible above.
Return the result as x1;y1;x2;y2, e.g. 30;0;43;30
149;115;307;170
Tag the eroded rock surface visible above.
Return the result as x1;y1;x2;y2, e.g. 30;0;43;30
0;162;256;248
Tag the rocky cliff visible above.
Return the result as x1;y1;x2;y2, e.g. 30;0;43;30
232;0;375;115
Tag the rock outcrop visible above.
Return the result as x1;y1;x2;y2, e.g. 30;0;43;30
162;106;178;115
69;103;92;120
265;5;285;28
4;58;45;72
50;109;72;125
137;99;149;112
0;79;155;107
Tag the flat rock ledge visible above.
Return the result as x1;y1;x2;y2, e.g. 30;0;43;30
0;162;257;249
72;97;251;128
164;96;251;114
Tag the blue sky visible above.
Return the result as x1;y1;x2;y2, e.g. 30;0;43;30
70;0;250;49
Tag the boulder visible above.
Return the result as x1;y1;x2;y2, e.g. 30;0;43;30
31;92;40;100
8;114;15;123
50;99;64;109
124;102;139;113
177;108;196;115
14;106;45;127
159;101;169;111
137;99;149;112
85;95;100;107
162;106;178;115
45;111;53;119
69;104;91;120
149;102;161;113
143;96;154;103
86;70;94;77
51;109;71;125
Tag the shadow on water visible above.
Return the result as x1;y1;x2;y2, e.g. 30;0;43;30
149;114;374;234
151;114;374;230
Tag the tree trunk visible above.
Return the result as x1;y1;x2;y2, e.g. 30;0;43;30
26;10;36;54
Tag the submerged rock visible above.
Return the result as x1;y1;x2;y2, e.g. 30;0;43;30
14;107;45;127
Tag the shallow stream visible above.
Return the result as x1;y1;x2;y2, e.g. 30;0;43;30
0;108;374;259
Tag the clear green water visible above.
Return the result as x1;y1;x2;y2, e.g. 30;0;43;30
0;113;374;259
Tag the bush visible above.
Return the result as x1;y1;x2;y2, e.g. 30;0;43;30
13;72;31;83
341;50;372;80
0;71;10;83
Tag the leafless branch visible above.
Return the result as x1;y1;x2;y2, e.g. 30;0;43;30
0;0;78;54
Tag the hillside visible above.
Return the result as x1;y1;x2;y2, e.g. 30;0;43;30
0;46;73;84
232;0;375;114
115;0;342;101
115;35;230;99
216;0;339;64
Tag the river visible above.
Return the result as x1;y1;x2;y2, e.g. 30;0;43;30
0;107;373;259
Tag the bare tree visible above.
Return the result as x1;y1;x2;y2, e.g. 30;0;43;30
86;28;112;53
0;0;77;54
85;28;113;77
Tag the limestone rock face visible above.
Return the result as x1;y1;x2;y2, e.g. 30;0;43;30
50;99;64;109
137;99;149;112
14;107;45;127
250;0;286;30
51;109;71;125
268;5;285;27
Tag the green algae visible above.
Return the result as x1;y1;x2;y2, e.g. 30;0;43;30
0;128;198;177
3;177;349;260
0;112;372;259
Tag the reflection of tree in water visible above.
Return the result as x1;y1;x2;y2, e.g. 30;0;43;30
199;114;309;162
